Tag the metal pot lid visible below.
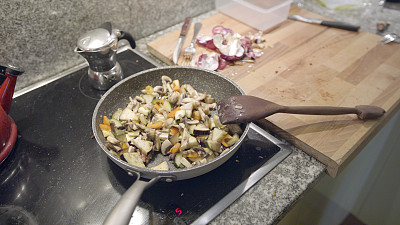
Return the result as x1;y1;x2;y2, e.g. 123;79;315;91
77;28;115;51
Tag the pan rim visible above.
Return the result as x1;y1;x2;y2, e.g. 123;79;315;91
92;66;250;179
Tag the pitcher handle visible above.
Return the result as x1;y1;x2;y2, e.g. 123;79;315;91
118;31;136;49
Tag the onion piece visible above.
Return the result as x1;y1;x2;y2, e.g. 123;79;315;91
196;34;213;46
195;25;265;70
218;58;228;70
221;28;233;36
197;53;219;71
241;36;252;50
213;34;245;61
212;25;225;35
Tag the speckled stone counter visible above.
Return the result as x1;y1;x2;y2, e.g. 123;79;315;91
209;147;325;225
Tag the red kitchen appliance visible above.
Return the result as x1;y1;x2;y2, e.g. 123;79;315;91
0;64;23;163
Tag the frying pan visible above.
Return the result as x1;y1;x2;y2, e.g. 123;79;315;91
92;66;250;225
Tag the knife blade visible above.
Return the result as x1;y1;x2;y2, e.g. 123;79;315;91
172;17;192;64
288;15;360;32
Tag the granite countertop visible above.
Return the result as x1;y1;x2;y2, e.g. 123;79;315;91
133;9;326;225
132;1;400;222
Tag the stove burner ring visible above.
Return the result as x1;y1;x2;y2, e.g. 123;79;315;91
78;73;104;100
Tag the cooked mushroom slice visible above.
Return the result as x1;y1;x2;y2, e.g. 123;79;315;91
195;93;207;101
154;132;161;151
196;158;207;165
151;107;159;115
162;76;173;93
198;107;210;127
119;107;139;121
139;114;147;125
180;84;187;93
166;82;173;93
205;102;217;110
169;152;177;160
126;131;140;143
132;100;140;113
144;128;156;141
226;124;243;135
135;96;145;103
106;143;121;152
184;84;198;98
111;108;123;120
161;139;173;155
132;138;153;157
134;122;147;130
153;86;164;94
152;113;165;123
163;117;174;128
180;128;190;150
201;102;217;114
126;97;135;110
186;119;199;125
176;92;186;106
127;145;136;153
204;94;216;104
107;135;120;145
182;98;200;108
125;122;138;131
161;75;172;83
171;124;183;135
156;130;169;140
168;91;180;105
193;146;207;156
193;124;210;135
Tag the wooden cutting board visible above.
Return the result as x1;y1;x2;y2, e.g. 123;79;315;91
147;6;400;177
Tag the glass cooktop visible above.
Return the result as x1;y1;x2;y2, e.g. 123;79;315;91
0;46;291;225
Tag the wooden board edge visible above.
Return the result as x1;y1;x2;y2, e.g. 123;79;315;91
334;101;400;177
146;43;174;66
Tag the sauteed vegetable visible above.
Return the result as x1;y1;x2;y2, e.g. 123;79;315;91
99;75;242;170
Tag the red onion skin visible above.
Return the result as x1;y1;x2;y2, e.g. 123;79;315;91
196;25;262;70
206;40;217;50
221;28;233;36
220;52;244;61
241;37;252;49
218;58;228;70
197;54;208;67
212;25;225;35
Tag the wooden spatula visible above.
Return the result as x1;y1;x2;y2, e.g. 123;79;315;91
217;95;385;124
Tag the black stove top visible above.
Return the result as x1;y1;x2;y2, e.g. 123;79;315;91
0;48;291;225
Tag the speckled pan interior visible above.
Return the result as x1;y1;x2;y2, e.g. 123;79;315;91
92;66;249;180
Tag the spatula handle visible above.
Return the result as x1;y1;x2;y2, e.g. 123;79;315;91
281;105;385;120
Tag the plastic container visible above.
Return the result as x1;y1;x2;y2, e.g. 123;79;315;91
216;0;292;31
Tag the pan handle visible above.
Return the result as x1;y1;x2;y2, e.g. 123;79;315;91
103;175;160;225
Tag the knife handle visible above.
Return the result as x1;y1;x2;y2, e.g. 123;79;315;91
180;17;192;36
321;20;360;32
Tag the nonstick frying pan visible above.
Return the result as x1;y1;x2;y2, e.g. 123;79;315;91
92;66;250;225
